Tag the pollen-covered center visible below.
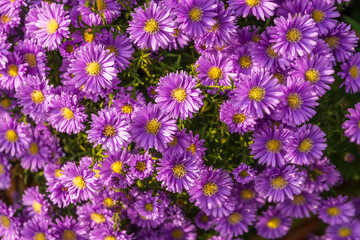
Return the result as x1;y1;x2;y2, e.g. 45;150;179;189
338;227;352;238
233;113;246;124
5;130;18;142
31;90;45;104
187;144;196;154
349;65;359;79
55;169;63;178
111;161;123;174
239;170;249;178
8;64;18;77
267;217;281;229
103;124;116;137
121;104;133;114
228;212;242;225
145;203;153;212
305;68;320;83
86;61;102;76
325;36;339;49
273;73;285;84
144;19;159;34
327;206;341;216
208;66;223;81
172;164;187;179
66;44;74;53
46;19;59;35
0;98;11;109
241;189;255;200
34;233;46;240
72;176;86;189
29;142;39;155
84;29;95;43
293;194;306;206
248;87;265;102
25;53;37;68
91;212;106;224
96;0;107;11
0;215;10;229
167;136;178;147
62;230;76;240
136;161;146;171
287;93;303;110
286;28;302;43
312;9;325;23
266;45;278;58
103;198;115;208
0;15;10;23
298;138;313;153
32;201;42;214
61;107;74;120
239;55;252;69
271;176;288;189
105;45;117;56
189;7;203;22
266;139;282;153
245;0;260;7
145;118;161;135
202;182;218;197
171;87;187;102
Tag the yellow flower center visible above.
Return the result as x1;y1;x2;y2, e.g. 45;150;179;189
105;45;117;55
32;201;42;214
233;113;246;124
202;182;218;197
66;44;74;53
286;28;302;43
1;15;11;23
8;64;18;77
239;55;252;69
103;124;116;137
239;170;249;178
267;217;281;229
338;227;352;238
189;7;203;22
273;73;285;84
253;35;261;43
111;161;123;174
266;45;278;58
266;139;282;153
84;29;95;43
104;236;116;240
55;169;63;178
287;93;302;110
34;233;46;240
349;65;359;79
144;19;159;34
167;136;178;147
86;61;102;76
312;10;325;23
208;66;223;81
271;176;288;189
245;0;260;7
121;104;133;114
31;90;45;104
62;230;76;240
96;0;107;11
248;87;265;102
72;176;86;189
298;138;313;153
103;197;115;208
0;98;11;108
144;202;153;212
136;161;146;171
305;68;320;83
61;107;74;120
5;130;18;142
293;194;306;206
90;212;106;224
187;144;196;154
25;53;37;68
46;19;59;35
0;215;10;229
228;212;242;225
171;87;187;102
0;163;4;176
29;142;39;155
172;164;187;178
241;189;255;200
145;119;161;135
93;169;101;178
171;229;184;240
325;36;339;49
327;207;341;217
200;214;208;222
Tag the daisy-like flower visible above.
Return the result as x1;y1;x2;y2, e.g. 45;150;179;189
22;186;50;217
290;54;335;96
311;0;340;36
127;205;165;229
250;124;292;167
276;0;312;17
77;0;121;24
0;0;26;15
168;27;191;51
112;89;146;120
0;155;11;190
343;103;360;145
160;221;197;240
196;51;237;87
69;44;118;94
326;219;360;240
128;1;176;51
134;191;164;221
163;129;191;156
33;2;70;50
254;165;304;203
129;152;154;180
339;53;360;94
228;0;278;21
232;163;257;184
0;52;27;90
270;13;318;59
87;107;131;152
232;45;258;75
51;215;87;240
59;40;76;58
0;9;21;34
21;218;53;240
195;211;214;230
0;200;21;240
318;195;355;225
230;70;282;119
188;167;233;212
186;130;206;159
155;71;203;120
131;103;177;151
278;191;321;218
255;206;292;239
156;152;200;193
285;124;327;166
76;202;114;229
175;0;217;38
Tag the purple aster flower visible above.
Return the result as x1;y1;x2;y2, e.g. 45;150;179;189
0;200;21;240
155;71;203;120
232;163;257;184
129;152;154;180
0;154;11;190
202;197;236;218
128;1;176;51
21;218;54;240
163;129;191;156
160;221;197;240
0;52;27;90
51;215;87;240
22;186;50;218
68;44;118;94
219;100;256;135
311;0;340;36
233;183;265;209
270;13;318;59
188;167;233;212
196;51;237;87
326;219;360;240
91;226;131;240
231;45;258;75
276;0;312;17
60;161;100;202
228;0;278;21
0;117;30;157
48;91;87;135
175;0;217;38
59;40;76;58
156;152;200;193
77;202;114;229
111;88;146;120
127;205;165;229
318;195;355;225
278;191;321;218
0;10;21;34
343;103;360;144
339;53;360;94
254;165;304;203
0;0;26;15
48;179;75;208
168;27;191;51
78;0;121;24
272;77;319;126
195;211;214;230
285;124;327;166
290;54;335;96
250;124;291;167
164;204;187;226
134;191;165;221
323;22;358;62
255;206;292;239
230;70;282;119
0;33;11;69
131;103;177;151
33;2;70;50
87;107;131;152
